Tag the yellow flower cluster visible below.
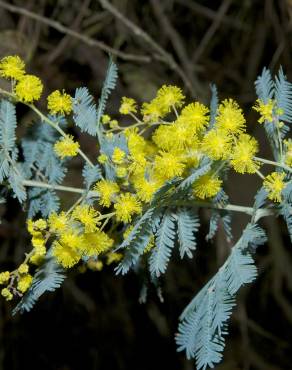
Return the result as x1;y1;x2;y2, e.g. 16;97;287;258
27;218;47;264
113;87;264;201
0;56;74;114
119;97;137;115
0;218;42;300
15;75;43;103
0;55;25;80
114;193;142;223
54;135;80;159
47;90;73;115
0;68;290;300
263;172;286;203
0;55;43;103
253;99;274;123
49;205;114;268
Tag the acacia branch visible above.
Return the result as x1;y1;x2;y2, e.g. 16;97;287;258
22;179;99;198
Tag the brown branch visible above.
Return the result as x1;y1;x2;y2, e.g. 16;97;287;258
191;0;233;63
46;0;92;63
0;0;151;63
149;0;202;95
99;0;198;96
176;0;248;31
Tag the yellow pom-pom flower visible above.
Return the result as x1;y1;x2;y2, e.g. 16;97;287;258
156;85;185;112
54;135;80;159
0;55;25;80
0;271;10;284
15;74;43;103
1;287;13;301
134;178;159;203
72;205;100;233
193;174;222;199
30;253;45;266
98;153;108;164
52;241;81;268
18;264;29;274
114;193;142;223
78;231;113;256
101;114;111;124
17;274;33;293
263;172;286;203
112;147;126;164
94;180;120;207
216;99;246;134
116;166;127;178
48;212;68;234
253;99;274;123
230;134;259;174
201;129;232;160
152;123;200;151
153;151;185;181
33;219;47;230
47;90;73;115
119;97;137;115
31;233;46;248
176;102;209;132
141;99;166;121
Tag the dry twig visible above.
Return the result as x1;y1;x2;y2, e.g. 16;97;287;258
0;0;151;63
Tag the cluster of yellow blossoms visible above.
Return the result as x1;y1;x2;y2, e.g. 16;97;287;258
0;55;78;160
96;89;289;208
0;205;123;300
0;55;291;302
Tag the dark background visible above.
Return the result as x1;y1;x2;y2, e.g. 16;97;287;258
0;0;292;369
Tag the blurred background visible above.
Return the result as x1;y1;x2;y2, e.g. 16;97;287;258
0;0;292;369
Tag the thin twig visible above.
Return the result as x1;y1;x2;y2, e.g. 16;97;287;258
191;0;233;63
0;0;151;63
254;156;292;173
99;0;197;96
22;179;99;197
149;0;201;92
176;0;248;31
46;0;91;63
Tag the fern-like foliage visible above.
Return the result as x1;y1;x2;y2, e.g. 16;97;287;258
96;57;118;127
8;163;27;203
13;253;65;315
149;210;176;277
82;163;102;190
275;67;292;123
178;159;211;193
21;121;67;216
0;99;17;152
0;100;28;202
115;208;155;275
255;67;291;159
206;211;220;241
176;223;267;370
72;87;97;136
255;67;274;103
209;84;218;129
176;207;200;258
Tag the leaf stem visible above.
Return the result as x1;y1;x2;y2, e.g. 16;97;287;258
22;179;99;198
254;156;292;173
171;200;275;219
